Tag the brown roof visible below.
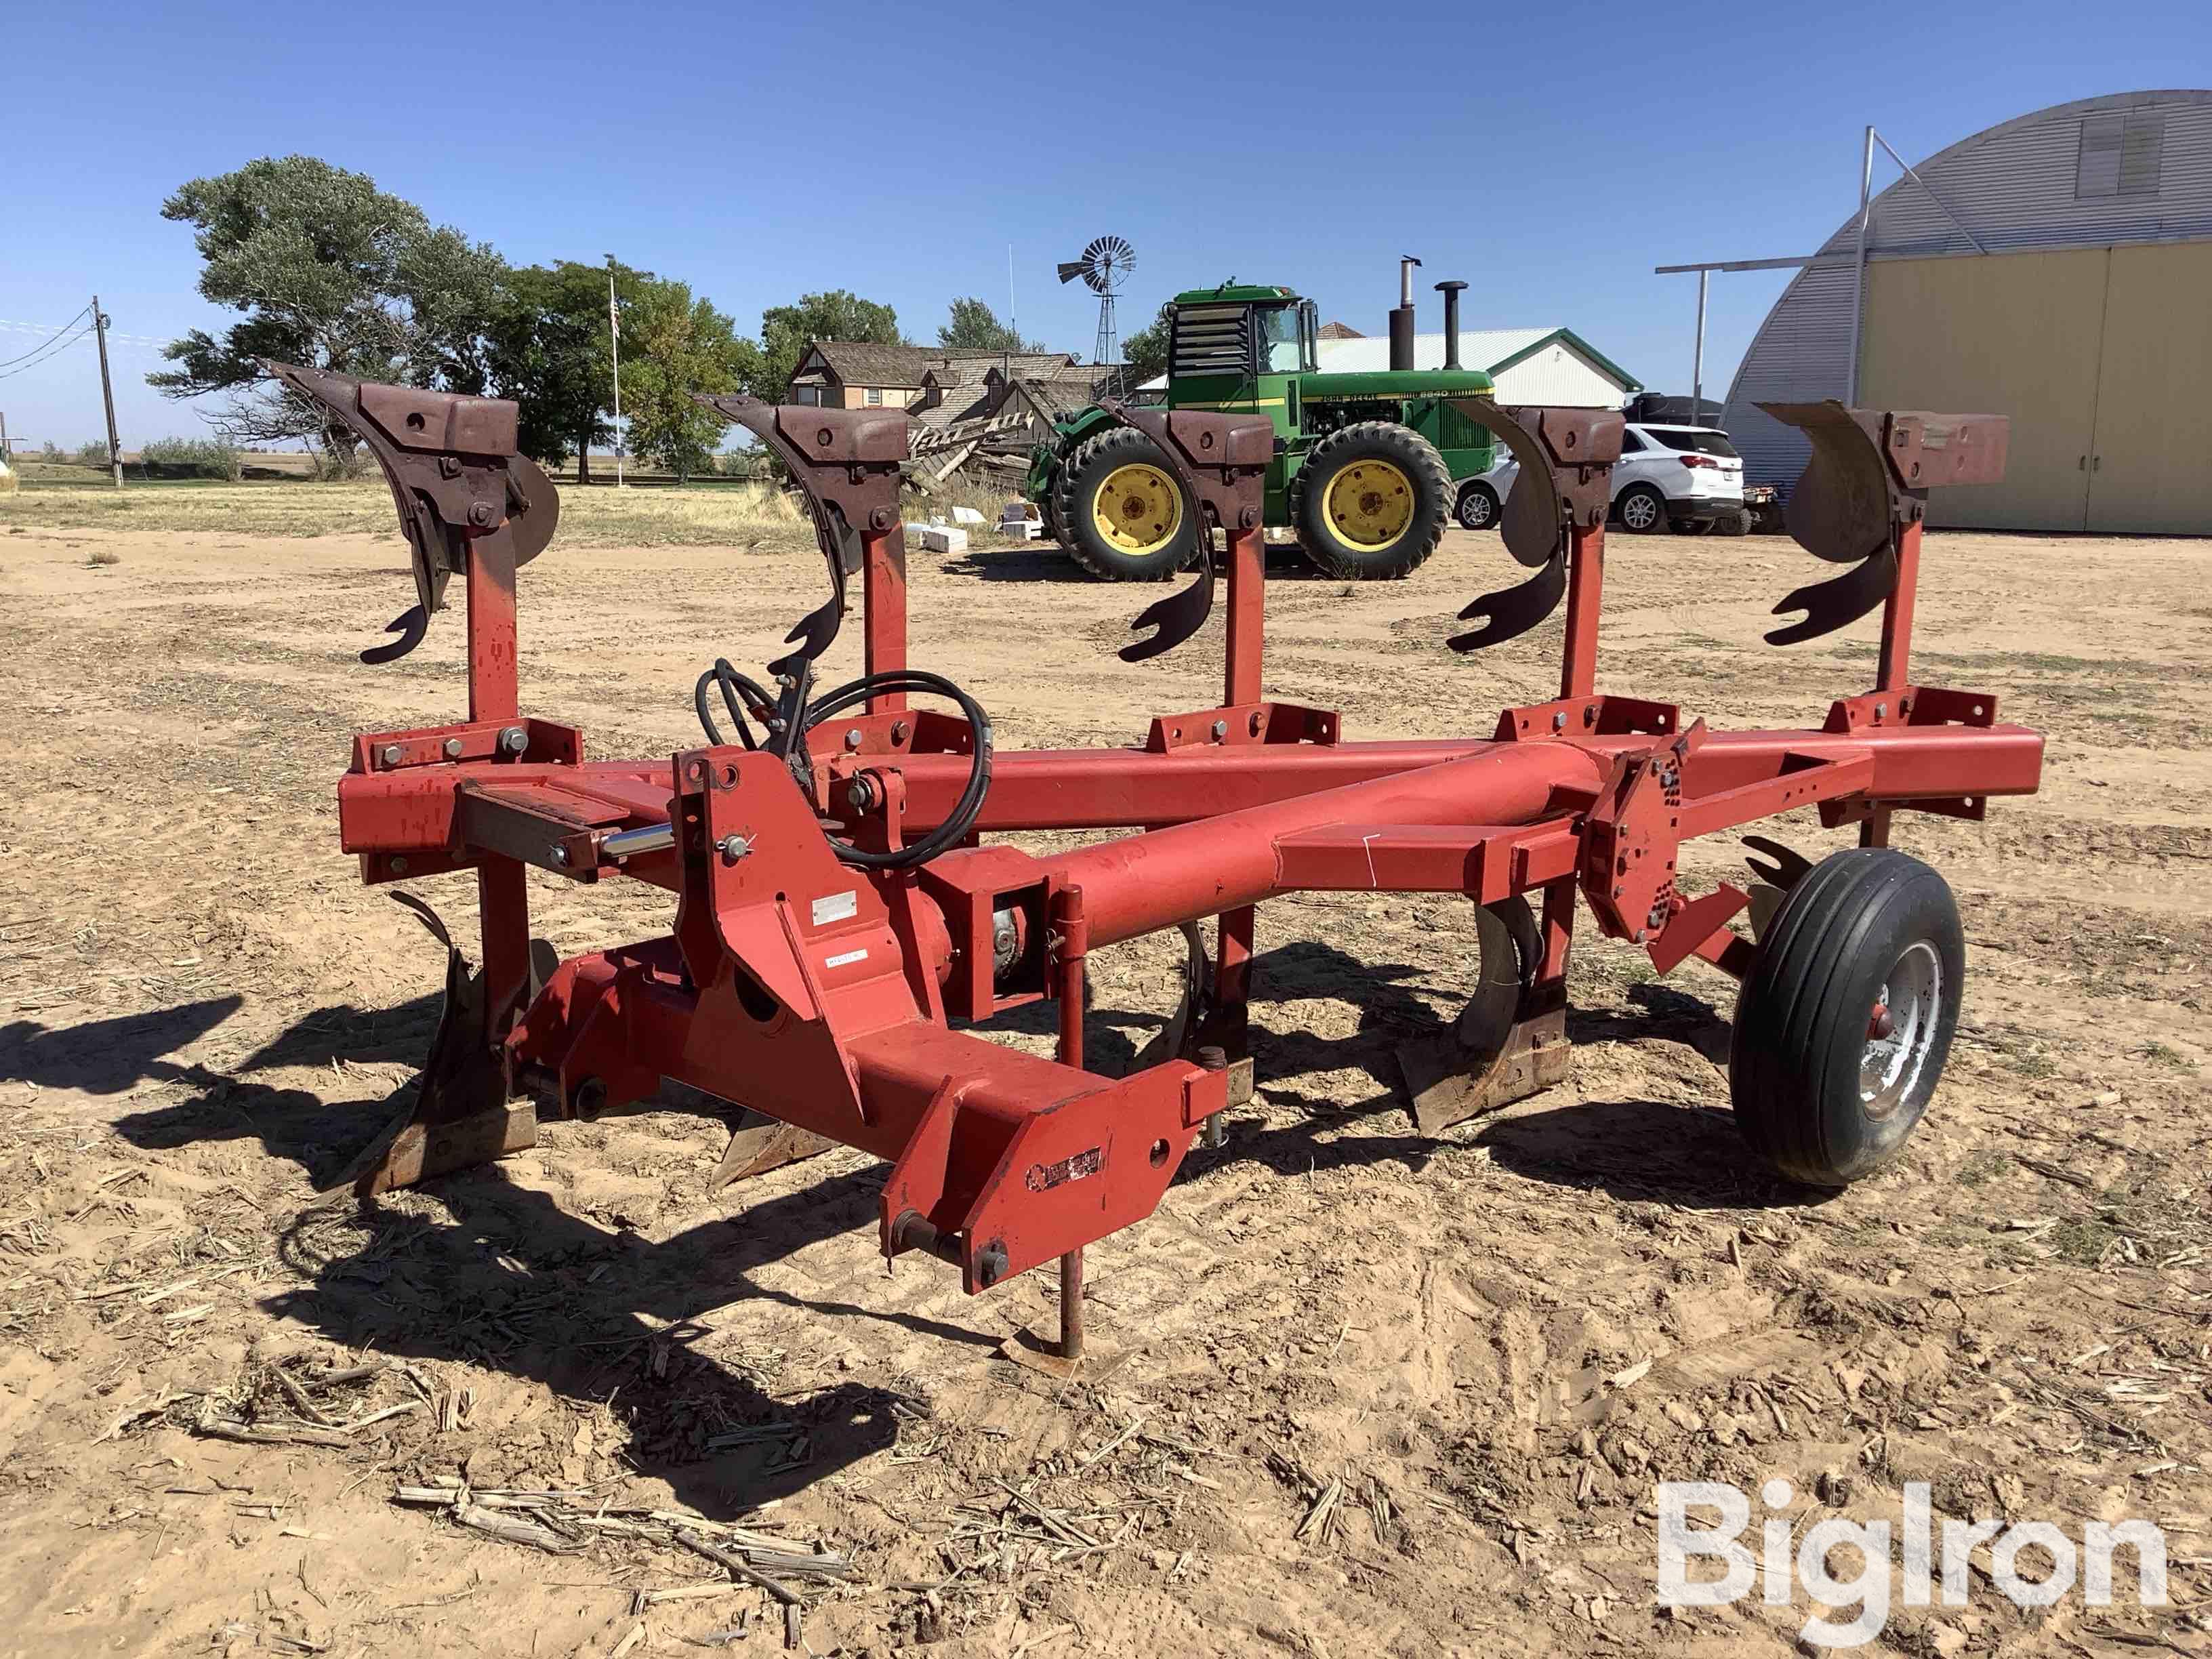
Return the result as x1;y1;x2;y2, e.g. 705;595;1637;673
1317;321;1364;339
793;341;941;388
1004;376;1102;421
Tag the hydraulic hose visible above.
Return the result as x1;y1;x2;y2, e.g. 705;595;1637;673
693;662;991;872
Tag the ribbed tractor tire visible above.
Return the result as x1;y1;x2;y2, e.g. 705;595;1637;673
1290;421;1453;580
1039;487;1064;548
1729;848;1965;1189
1052;427;1200;582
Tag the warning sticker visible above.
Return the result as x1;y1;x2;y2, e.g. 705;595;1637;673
811;890;858;926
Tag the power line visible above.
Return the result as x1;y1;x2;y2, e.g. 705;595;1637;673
0;323;94;380
0;307;92;371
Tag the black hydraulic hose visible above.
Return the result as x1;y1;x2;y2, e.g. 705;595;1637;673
801;670;993;870
693;658;777;751
691;662;991;871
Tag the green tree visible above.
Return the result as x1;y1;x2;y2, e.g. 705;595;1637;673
619;278;741;483
937;296;1046;354
485;259;649;480
1120;300;1174;388
150;155;505;472
743;289;904;400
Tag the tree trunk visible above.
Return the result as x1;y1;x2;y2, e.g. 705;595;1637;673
577;430;592;485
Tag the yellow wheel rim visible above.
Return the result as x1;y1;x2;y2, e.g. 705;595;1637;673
1323;458;1414;551
1090;462;1182;555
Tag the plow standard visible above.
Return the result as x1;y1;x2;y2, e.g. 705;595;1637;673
278;359;2037;1372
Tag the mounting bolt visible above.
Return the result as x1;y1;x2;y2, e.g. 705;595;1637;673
1874;701;1888;720
890;718;910;744
868;506;895;532
1210;719;1228;741
975;1239;1010;1289
389;855;409;874
1551;711;1567;731
844;775;880;814
717;834;752;863
380;743;403;767
844;726;863;751
499;725;529;755
467;500;497;529
550;845;570;867
443;737;464;760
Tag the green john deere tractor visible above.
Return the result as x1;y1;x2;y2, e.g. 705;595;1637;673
1025;268;1499;581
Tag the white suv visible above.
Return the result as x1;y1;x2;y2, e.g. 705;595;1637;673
1454;422;1748;536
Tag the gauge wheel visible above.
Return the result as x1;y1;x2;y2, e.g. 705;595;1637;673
1729;848;1965;1189
1290;422;1453;579
1455;480;1501;531
1616;485;1668;534
1053;427;1200;581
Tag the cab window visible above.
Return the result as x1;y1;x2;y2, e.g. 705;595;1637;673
1258;306;1305;373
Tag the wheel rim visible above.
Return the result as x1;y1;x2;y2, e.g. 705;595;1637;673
1324;459;1414;550
1461;491;1493;529
1091;462;1182;555
1860;940;1943;1120
1622;492;1660;530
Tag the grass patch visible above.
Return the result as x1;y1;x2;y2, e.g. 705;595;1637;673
0;471;1033;552
2005;1049;2059;1080
1953;1149;2011;1187
2137;1042;2195;1071
85;548;121;567
2049;1218;2118;1266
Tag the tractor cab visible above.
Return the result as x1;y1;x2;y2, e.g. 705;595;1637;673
1165;286;1317;426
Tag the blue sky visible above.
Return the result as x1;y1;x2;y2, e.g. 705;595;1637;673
3;1;2205;447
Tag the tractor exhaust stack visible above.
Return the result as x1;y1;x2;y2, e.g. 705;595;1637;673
1435;279;1468;371
1390;254;1422;371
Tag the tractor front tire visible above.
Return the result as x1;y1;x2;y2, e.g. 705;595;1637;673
1290;422;1453;580
1053;428;1200;582
1729;848;1965;1189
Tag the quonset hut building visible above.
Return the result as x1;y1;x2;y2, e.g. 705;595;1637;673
1724;90;2212;534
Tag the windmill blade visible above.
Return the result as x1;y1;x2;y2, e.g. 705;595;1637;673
1080;234;1135;293
1056;261;1089;285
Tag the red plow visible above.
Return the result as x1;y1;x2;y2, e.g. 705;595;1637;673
277;360;2036;1373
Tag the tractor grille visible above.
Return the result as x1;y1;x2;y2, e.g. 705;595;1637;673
1171;305;1251;378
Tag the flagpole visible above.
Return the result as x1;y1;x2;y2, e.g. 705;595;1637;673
607;256;624;489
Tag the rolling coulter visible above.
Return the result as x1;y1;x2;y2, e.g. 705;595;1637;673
281;358;2036;1371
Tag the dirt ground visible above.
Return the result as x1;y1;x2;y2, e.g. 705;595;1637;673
0;507;2207;1658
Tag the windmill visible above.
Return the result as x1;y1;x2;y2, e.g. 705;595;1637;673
1057;234;1135;372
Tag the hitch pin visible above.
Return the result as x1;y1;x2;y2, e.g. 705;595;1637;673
598;823;676;861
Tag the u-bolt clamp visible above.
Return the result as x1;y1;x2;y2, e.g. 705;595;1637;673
1755;403;2010;645
1092;398;1273;663
1446;401;1624;654
262;360;560;663
693;395;908;678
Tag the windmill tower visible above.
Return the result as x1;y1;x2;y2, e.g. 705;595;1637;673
1057;234;1136;371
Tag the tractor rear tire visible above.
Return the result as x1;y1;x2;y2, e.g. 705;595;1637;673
1729;848;1965;1189
1054;428;1200;582
1290;422;1453;580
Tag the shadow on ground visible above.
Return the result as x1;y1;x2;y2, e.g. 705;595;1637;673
62;933;1776;1517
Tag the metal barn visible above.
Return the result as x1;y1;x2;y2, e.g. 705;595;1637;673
1723;89;2212;533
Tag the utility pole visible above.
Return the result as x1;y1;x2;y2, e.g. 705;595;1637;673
1845;125;1875;407
606;257;624;488
92;295;123;487
1690;267;1709;424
